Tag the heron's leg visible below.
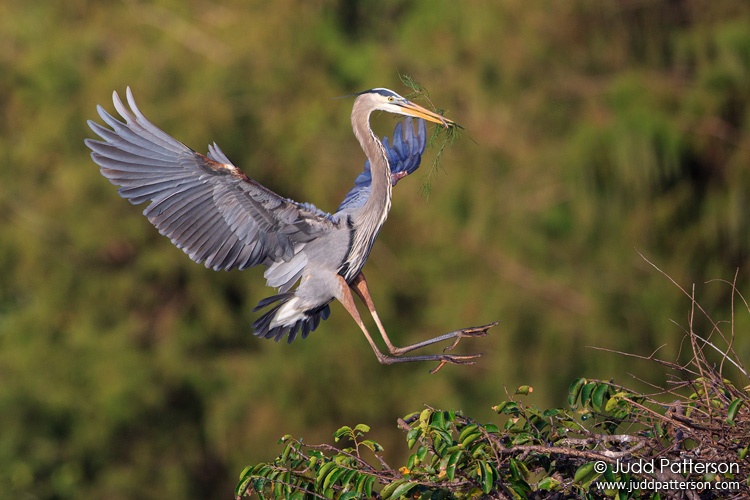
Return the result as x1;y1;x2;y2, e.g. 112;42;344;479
348;273;397;352
334;275;482;373
349;272;496;357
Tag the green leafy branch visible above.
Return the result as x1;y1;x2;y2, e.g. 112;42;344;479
235;430;381;500
237;269;750;498
237;373;749;498
237;373;749;499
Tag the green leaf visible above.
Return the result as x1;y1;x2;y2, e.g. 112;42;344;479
508;458;521;482
280;442;295;463
380;479;407;499
238;464;254;481
478;460;496;493
363;475;375;496
604;392;625;413
568;378;587;407
537;476;561;491
470;442;488;458
580;382;596;406
315;461;337;489
461;431;483;448
361;439;384;452
509;483;531;499
406;427;422;449
510;433;533;445
354;423;371;434
603;464;616;483
431;427;453;448
406;453;417;470
252;465;271;479
727;398;743;424
515;385;533;395
323;466;345;492
281;471;292;497
445;450;462;480
492;401;520;415
272;471;285;498
355;474;375;496
484;423;500;433
559;418;584;432
339;469;358;490
573;462;598;485
390;480;417;499
591;383;609;411
235;468;254;496
457;423;479;442
430;411;446;430
512;457;529;480
333;426;352;441
419;409;432;427
437;449;452;473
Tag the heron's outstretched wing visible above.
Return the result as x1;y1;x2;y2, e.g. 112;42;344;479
85;88;338;271
336;117;427;212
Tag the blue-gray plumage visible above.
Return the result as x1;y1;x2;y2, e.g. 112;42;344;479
85;87;494;372
337;117;426;211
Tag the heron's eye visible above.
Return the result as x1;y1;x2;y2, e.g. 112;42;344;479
387;96;395;102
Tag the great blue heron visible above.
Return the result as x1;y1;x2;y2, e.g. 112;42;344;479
85;87;495;372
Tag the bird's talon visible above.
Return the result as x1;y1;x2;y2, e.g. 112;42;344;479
443;336;462;353
430;360;448;374
462;321;499;337
430;353;482;374
442;321;498;352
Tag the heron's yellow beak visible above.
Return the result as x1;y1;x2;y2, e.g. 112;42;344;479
398;101;455;128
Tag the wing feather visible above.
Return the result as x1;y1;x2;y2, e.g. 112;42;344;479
336;116;427;212
86;87;338;271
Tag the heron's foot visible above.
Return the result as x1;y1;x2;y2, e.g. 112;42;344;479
430;353;482;374
442;321;499;353
369;321;496;372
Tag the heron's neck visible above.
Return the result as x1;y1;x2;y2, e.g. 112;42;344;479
334;105;393;282
351;107;392;227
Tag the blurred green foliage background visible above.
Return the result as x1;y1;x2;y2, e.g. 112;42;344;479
1;0;749;498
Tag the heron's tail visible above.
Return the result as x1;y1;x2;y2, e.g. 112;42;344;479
252;293;331;343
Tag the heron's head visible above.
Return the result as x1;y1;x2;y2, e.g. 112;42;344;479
355;88;454;128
